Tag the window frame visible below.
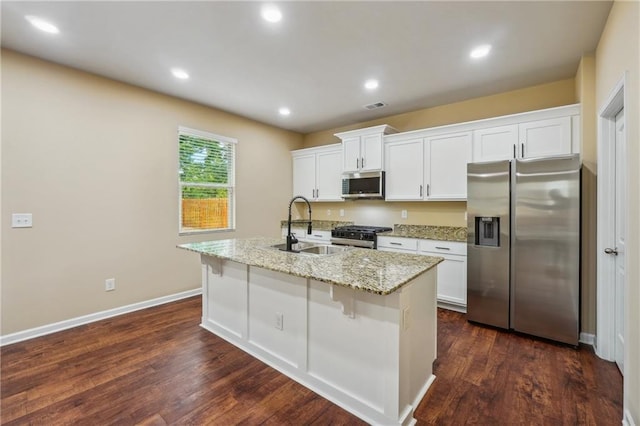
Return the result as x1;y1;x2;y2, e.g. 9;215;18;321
178;126;237;235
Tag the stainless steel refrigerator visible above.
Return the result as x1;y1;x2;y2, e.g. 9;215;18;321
466;154;580;345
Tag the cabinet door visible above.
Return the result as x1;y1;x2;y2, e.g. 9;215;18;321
316;149;343;201
292;154;316;199
385;139;424;200
342;137;361;172
434;254;467;306
361;134;383;171
425;132;471;200
519;117;572;158
472;125;518;162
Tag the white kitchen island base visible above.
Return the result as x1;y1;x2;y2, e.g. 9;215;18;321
200;256;437;425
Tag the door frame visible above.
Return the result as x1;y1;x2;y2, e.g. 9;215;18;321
596;73;628;374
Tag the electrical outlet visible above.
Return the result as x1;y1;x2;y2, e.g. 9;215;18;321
327;209;331;216
339;209;345;217
105;278;116;292
12;213;33;228
401;210;408;219
402;307;411;330
275;312;283;330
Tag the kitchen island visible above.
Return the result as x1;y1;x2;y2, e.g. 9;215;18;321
178;238;442;425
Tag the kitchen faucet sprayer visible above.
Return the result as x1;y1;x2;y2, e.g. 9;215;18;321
286;195;312;252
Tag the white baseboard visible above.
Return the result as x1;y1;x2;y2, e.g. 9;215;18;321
624;409;636;426
579;332;595;346
0;288;202;347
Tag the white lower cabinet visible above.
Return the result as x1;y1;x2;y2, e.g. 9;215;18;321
377;236;467;311
281;227;331;244
418;240;467;310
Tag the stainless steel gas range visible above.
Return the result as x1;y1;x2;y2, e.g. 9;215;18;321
330;225;392;249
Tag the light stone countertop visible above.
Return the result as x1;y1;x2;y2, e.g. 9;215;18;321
380;224;468;242
178;237;442;295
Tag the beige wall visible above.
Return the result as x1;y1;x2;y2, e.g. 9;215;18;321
575;55;597;335
0;49;303;335
302;78;576;148
595;1;640;422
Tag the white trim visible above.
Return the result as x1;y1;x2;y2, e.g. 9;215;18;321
596;73;626;361
0;288;201;347
178;126;238;144
579;332;595;346
623;409;636;426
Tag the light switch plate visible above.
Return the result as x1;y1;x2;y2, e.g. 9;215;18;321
401;210;408;219
12;213;33;228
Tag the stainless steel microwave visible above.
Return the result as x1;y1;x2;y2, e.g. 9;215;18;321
341;171;385;199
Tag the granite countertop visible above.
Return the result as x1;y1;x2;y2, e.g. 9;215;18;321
280;220;354;231
178;237;442;295
380;224;467;242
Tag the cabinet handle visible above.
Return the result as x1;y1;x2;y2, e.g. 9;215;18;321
315;188;319;198
361;157;365;168
427;184;430;197
513;144;516;159
390;242;402;246
521;143;525;158
356;158;360;169
420;184;423;197
435;246;451;250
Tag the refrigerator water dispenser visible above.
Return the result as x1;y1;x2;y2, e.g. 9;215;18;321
475;217;499;247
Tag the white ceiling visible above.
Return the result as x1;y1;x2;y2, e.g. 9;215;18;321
1;1;612;134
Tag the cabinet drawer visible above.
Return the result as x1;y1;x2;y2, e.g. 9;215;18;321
419;240;466;256
305;230;331;242
286;228;331;243
377;237;418;251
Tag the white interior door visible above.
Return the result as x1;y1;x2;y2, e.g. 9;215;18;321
613;109;626;373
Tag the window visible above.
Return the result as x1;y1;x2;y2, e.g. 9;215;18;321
178;126;236;234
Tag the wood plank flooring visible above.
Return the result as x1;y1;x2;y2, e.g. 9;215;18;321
1;296;622;425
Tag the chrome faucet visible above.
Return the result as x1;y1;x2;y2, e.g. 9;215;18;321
286;195;312;252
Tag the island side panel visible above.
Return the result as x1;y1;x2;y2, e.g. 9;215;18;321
247;267;307;370
398;268;438;419
307;280;402;418
201;257;248;339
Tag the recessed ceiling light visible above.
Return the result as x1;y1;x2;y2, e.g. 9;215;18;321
278;107;291;116
171;68;189;80
25;15;59;34
470;44;492;59
261;5;282;23
364;79;379;90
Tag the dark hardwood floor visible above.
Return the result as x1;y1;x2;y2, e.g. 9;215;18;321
1;296;622;425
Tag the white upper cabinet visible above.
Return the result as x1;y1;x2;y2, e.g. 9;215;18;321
472;124;519;162
292;153;316;199
384;132;471;201
385;138;424;200
425;132;471;200
472;109;577;162
519;116;572;158
292;144;343;202
383;104;579;201
315;148;343;200
335;125;398;173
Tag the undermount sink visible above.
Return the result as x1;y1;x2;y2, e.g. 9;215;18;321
269;242;316;252
267;242;353;256
299;245;352;255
